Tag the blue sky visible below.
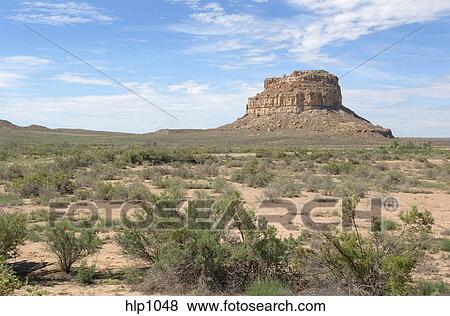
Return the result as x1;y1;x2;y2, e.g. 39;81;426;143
1;0;450;136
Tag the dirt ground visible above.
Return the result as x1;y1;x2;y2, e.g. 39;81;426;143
8;183;450;295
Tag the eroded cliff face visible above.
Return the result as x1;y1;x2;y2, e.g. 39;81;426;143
246;70;342;116
222;70;394;139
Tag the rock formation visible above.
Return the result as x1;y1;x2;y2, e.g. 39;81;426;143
223;70;393;138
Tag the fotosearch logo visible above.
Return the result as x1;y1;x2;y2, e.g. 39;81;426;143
48;197;399;232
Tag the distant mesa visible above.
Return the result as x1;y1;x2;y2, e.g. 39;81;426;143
222;70;394;138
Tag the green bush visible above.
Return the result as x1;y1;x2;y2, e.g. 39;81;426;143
12;169;73;198
324;161;355;175
0;193;22;207
416;280;450;296
212;176;228;193
0;260;20;296
246;279;291;296
74;189;93;201
75;261;96;285
117;192;302;294
320;206;434;295
0;212;27;259
0;163;28;181
264;177;301;200
440;238;450;252
303;174;335;195
95;182;128;200
45;220;101;273
383;219;400;231
124;267;145;286
231;160;273;188
127;183;152;201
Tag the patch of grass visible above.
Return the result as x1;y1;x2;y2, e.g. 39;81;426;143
440;238;450;252
0;260;21;295
417;280;450;296
383;219;400;231
246;279;291;296
123;267;144;286
0;193;22;207
23;285;49;296
95;182;129;201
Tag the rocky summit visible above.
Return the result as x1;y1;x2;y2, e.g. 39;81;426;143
223;70;393;138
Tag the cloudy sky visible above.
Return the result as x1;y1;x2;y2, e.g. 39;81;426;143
1;0;450;136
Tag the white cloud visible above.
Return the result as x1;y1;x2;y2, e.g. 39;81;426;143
0;56;50;88
54;73;112;86
168;0;450;66
168;80;210;94
0;55;51;67
341;75;450;136
0;72;27;88
10;1;115;26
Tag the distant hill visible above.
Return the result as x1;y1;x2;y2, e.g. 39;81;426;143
0;119;19;129
0;119;49;131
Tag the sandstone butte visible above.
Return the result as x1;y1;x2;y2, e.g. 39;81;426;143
222;70;394;138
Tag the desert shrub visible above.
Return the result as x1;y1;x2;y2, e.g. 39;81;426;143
159;182;185;204
320;205;434;295
150;171;165;188
248;170;273;188
0;259;21;296
197;162;219;178
303;174;335;195
324;161;355;175
118;193;302;294
89;163;123;181
0;193;22;207
74;189;93;201
0;163;28;181
45;220;101;273
231;160;273;188
116;227;163;264
75;261;96;285
124;267;145;286
11;168;73;198
246;279;291;296
212;176;228;193
335;176;369;198
141;168;153;180
382;219;400;231
120;147;200;166
95;182;129;200
55;153;95;172
416;280;450;296
0;212;27;259
440;238;450;252
127;183;152;201
172;163;195;179
264;177;301;200
376;170;406;193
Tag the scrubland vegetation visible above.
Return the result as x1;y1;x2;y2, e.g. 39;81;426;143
0;140;449;295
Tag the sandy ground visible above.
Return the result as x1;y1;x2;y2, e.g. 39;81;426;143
6;164;450;295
